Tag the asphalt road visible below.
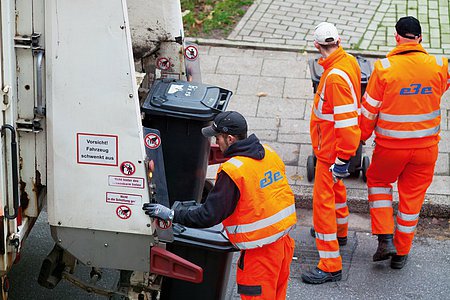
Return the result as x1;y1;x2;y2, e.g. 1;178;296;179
7;209;450;300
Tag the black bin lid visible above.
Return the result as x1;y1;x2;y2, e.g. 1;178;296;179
142;79;232;121
172;223;237;252
308;56;372;84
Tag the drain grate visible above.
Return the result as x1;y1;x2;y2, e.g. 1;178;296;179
289;226;358;281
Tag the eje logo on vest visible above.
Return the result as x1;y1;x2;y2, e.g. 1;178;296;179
260;170;283;188
400;83;432;95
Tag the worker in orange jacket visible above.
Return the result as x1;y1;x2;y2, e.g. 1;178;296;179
301;22;361;284
361;16;449;269
143;111;297;299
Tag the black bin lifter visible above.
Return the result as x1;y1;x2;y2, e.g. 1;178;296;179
307;56;372;182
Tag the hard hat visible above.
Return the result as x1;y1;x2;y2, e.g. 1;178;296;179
314;22;340;45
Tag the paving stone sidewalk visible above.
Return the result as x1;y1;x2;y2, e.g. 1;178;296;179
200;45;450;217
227;0;450;55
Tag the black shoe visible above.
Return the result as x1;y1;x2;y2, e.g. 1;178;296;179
310;228;347;246
391;255;408;269
301;267;342;284
373;234;397;262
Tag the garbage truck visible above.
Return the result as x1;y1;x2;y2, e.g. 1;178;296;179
0;0;235;299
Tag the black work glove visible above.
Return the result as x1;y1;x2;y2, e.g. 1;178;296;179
142;203;174;221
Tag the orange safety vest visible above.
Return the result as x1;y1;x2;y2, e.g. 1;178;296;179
218;145;297;250
360;43;450;148
310;46;362;163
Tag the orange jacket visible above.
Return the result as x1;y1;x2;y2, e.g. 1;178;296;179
310;46;362;163
360;43;449;149
219;145;297;250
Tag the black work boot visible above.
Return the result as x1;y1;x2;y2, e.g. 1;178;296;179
373;234;397;262
391;255;408;269
301;267;342;284
310;228;347;246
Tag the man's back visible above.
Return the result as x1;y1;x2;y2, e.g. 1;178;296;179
361;43;448;148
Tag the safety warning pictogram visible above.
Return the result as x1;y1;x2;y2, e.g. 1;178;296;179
156;57;171;70
156;219;172;230
116;205;132;220
120;161;136;176
184;45;198;61
144;133;161;149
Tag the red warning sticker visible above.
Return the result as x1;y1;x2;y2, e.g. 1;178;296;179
116;205;132;220
120;161;136;176
184;45;199;61
155;219;172;230
144;133;161;149
157;57;171;70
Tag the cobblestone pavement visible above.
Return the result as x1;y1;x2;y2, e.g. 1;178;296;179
201;45;450;216
227;0;450;55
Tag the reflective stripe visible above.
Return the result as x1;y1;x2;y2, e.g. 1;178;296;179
365;92;382;108
368;187;392;195
397;211;420;221
233;225;294;249
379;110;440;122
376;125;440;138
335;202;347;209
397;224;416;233
315;232;337;241
314;107;334;121
226;204;296;234
435;56;443;67
315;68;359;122
318;250;340;259
362;106;378;120
369;200;392;208
380;58;390;69
228;158;243;168
264;145;275;152
334;103;358;114
448;78;450;84
335;117;358;128
337;216;348;224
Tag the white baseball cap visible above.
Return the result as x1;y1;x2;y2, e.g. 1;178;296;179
314;22;340;45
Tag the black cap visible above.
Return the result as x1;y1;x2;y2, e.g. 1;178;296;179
202;111;248;137
396;16;421;39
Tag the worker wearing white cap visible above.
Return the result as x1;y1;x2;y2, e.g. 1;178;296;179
302;22;362;284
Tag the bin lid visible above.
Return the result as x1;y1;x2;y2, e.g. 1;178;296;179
308;56;372;84
142;79;232;121
172;223;237;252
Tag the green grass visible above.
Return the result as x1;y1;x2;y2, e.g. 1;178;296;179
181;0;253;37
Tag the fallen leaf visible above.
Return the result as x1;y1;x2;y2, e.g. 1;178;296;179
256;92;268;97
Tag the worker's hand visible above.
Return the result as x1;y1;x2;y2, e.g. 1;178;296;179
329;157;350;181
142;203;174;221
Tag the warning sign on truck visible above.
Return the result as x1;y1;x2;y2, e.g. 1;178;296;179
77;133;118;166
106;192;142;205
108;176;144;189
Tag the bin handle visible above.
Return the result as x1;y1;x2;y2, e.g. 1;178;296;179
200;90;233;113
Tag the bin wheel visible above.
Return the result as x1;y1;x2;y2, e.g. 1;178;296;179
362;156;370;182
306;155;315;182
200;179;214;204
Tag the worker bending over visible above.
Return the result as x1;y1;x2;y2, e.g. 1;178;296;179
143;111;297;299
360;16;449;269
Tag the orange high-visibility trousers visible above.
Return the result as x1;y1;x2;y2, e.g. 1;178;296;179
312;159;349;272
237;234;295;300
367;144;438;255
